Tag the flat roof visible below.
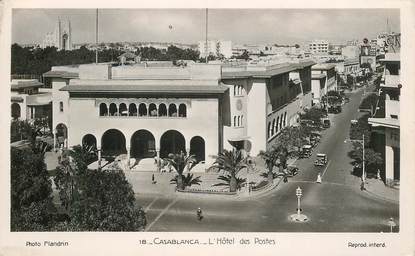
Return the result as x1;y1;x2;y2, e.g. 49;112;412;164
222;60;315;79
312;73;327;79
26;93;52;106
11;80;44;90
60;84;228;95
312;63;336;70
368;117;399;129
43;70;79;78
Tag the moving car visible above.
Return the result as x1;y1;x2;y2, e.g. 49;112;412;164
314;153;328;166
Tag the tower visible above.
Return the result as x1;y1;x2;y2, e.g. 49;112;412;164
53;18;72;50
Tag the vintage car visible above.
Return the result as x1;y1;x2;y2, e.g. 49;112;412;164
286;165;299;177
314;153;328;166
300;145;313;158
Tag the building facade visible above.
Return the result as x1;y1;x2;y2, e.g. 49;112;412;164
309;40;329;55
368;52;400;186
44;59;314;170
11;79;52;124
311;63;337;105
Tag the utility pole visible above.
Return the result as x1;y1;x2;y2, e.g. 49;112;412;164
205;8;208;63
95;9;99;64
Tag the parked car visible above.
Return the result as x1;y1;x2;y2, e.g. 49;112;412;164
322;118;331;128
286;166;299;177
314;153;328;166
300;145;313;158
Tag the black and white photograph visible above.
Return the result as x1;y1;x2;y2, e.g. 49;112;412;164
1;1;414;255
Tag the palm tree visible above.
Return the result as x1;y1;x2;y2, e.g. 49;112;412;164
164;152;197;190
170;173;202;188
259;149;279;185
212;149;247;192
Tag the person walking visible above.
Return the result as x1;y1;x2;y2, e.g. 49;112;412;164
316;172;322;184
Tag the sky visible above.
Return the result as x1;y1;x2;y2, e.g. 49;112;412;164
12;9;400;45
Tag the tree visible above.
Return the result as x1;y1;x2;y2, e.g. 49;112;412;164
348;143;383;177
213;175;246;190
11;147;56;231
275;126;311;157
300;108;326;126
212;149;247;192
53;145;146;231
170;173;202;188
68;169;146;231
164;152;197;190
259;149;279;184
349;114;371;144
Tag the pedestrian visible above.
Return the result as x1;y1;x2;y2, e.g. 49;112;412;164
377;169;381;180
316;172;322;184
151;173;156;184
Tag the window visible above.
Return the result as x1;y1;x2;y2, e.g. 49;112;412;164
59;102;64;112
178;104;187;117
241;115;243;126
234;116;237;127
391;114;398;119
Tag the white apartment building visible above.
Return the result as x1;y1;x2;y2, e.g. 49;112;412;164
309;40;329;55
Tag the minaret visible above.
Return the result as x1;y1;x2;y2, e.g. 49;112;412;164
68;19;72;50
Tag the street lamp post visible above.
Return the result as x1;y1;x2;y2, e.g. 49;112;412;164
296;186;302;217
387;217;396;233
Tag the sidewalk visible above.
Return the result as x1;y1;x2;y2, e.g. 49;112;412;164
364;178;399;203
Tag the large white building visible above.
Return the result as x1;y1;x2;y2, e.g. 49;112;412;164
198;40;232;59
42;19;73;50
43;59;314;170
309;40;329;55
368;52;400;186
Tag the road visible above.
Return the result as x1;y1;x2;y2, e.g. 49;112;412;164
136;87;399;232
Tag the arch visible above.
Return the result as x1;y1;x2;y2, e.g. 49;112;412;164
109;103;118;116
138;103;147;116
101;129;126;157
275;116;281;132
190;136;205;162
168;104;178;117
130;130;156;159
271;119;275;135
237;116;241;127
241;115;244;126
284;112;287;127
274;117;278;133
268;122;272;138
82;134;97;150
149;103;157;117
119;103;127;116
233;85;237;96
279;114;283;130
55;123;68;148
62;34;69;50
11;103;21;119
178;104;187;117
99;103;108;116
234;116;237;127
160;130;186;158
128;103;137;116
158;103;167;117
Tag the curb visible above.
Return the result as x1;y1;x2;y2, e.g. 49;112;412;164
363;187;399;204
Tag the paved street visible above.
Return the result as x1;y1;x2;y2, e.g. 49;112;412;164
136;87;399;232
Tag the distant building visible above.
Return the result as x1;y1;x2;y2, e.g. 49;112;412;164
311;63;337;105
42;19;73;50
341;45;360;59
11;79;52;126
198;40;232;59
309;40;329;55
